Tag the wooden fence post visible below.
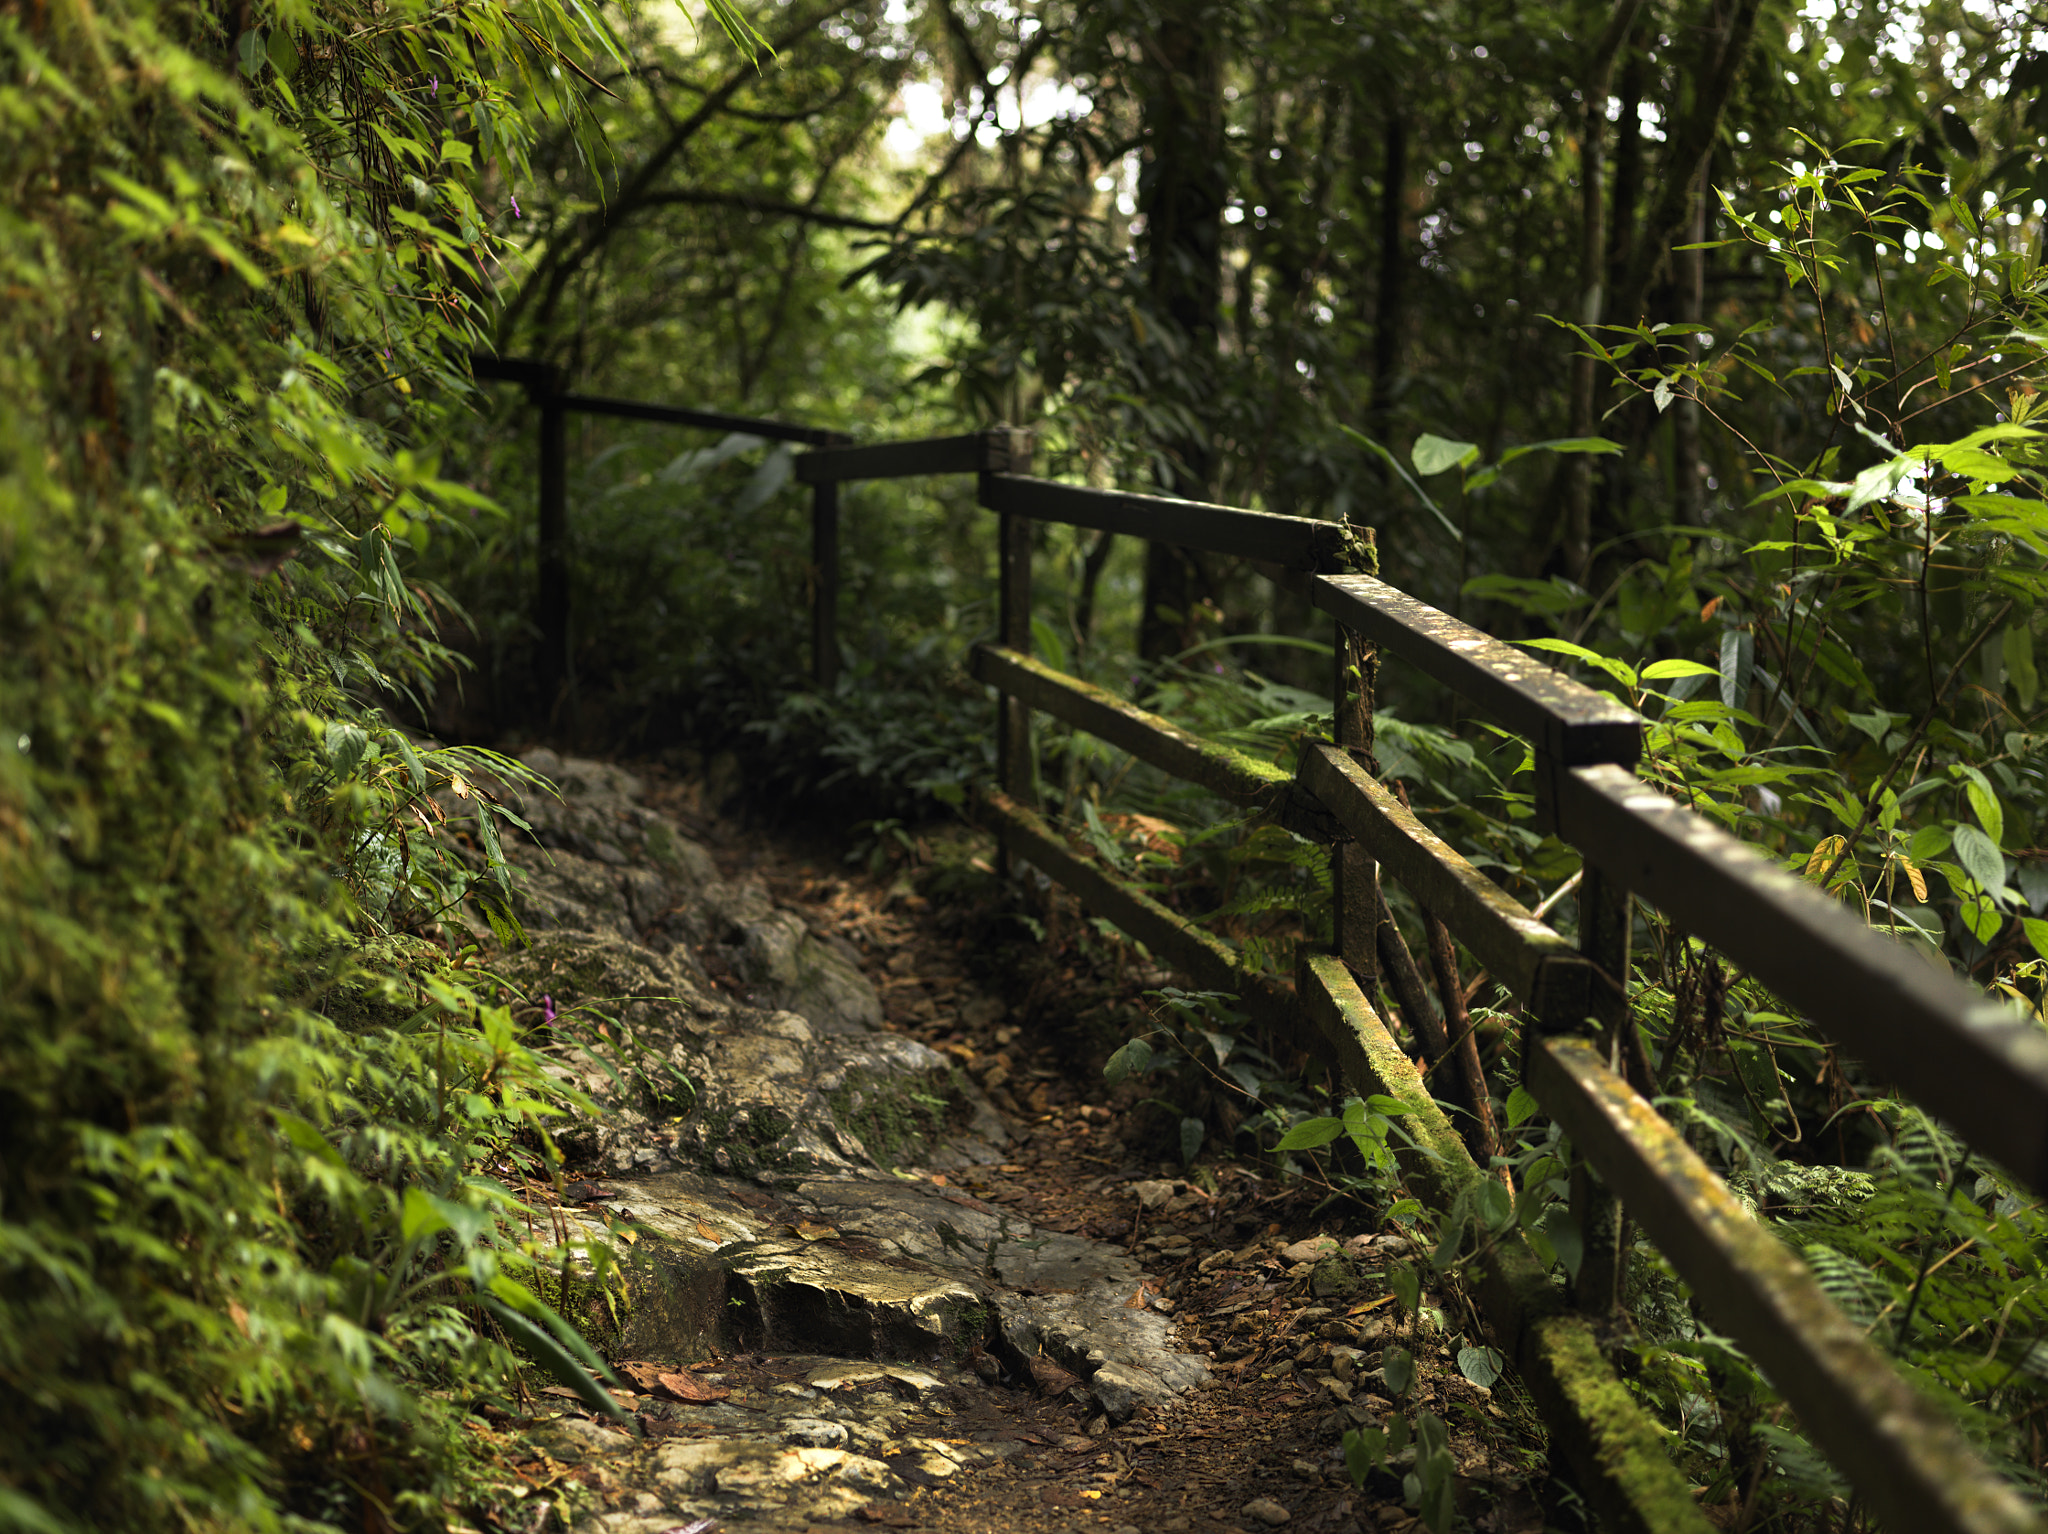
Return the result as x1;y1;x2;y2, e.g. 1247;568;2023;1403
1332;621;1381;982
996;505;1035;810
812;478;840;688
1570;865;1632;1318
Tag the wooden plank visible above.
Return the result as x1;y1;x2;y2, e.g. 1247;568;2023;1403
555;391;845;446
972;791;1296;1026
1309;574;1640;766
1558;763;2048;1191
1295;956;1712;1534
1528;1036;2042;1534
1299;744;1591;1013
972;644;1291;806
796;429;1031;483
980;474;1349;569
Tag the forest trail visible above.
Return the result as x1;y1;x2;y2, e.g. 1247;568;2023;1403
450;749;1552;1534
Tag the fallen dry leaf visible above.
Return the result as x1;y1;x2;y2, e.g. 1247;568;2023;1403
695;1218;721;1242
658;1370;731;1404
1027;1352;1080;1396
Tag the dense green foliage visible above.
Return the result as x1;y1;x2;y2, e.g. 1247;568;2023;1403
0;0;686;1525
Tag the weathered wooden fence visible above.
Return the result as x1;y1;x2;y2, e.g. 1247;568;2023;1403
475;359;2048;1534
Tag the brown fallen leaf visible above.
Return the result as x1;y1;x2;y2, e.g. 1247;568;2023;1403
657;1370;731;1404
695;1218;721;1242
792;1219;839;1242
619;1361;664;1392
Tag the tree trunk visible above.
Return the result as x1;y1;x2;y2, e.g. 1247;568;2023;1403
1135;1;1225;664
1371;104;1408;435
1560;0;1646;582
1673;169;1708;524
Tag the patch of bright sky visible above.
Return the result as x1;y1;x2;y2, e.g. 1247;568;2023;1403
883;72;1092;160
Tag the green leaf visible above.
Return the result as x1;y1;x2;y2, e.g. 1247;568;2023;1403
1273;1117;1347;1151
1640;659;1719;681
1103;1037;1154;1085
1953;822;2007;896
1476;1180;1514;1230
1342;1427;1385;1486
1179;1116;1206;1165
1504;1085;1539;1128
1456;1345;1503;1389
2023;917;2048;962
478;1294;636;1434
1389;1263;1421;1315
1720;630;1755;711
1545;1205;1584;1280
1515;637;1638;689
325;720;369;778
1412;434;1479;476
1381;1345;1416;1397
1953;764;2006;846
1495;436;1624;466
1908;824;1952;861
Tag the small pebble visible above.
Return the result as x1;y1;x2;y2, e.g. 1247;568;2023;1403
1112;1526;1143;1534
1244;1497;1292;1525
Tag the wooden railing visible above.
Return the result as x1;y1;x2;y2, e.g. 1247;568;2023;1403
475;361;2048;1534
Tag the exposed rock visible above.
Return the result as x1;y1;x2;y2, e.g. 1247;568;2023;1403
1243;1496;1293;1525
1279;1236;1340;1265
1310;1254;1365;1302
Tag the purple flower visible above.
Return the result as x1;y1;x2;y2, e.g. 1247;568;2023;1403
1214;662;1225;674
430;75;439;98
541;993;556;1024
510;191;522;218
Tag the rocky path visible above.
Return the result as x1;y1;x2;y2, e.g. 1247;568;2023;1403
449;752;1551;1534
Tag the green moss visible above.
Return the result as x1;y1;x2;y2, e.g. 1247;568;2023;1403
827;1067;956;1166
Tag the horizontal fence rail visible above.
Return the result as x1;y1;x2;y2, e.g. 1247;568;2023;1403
981;473;1357;570
1528;1035;2041;1534
1557;762;2048;1188
483;392;2047;1533
1310;572;1643;771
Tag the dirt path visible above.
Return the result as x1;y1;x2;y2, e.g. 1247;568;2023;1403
465;756;1557;1534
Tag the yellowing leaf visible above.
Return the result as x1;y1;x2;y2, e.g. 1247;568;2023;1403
1804;836;1846;880
1899;855;1928;902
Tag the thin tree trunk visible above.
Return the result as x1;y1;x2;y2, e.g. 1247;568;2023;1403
1561;0;1645;582
1371;105;1408;434
1135;1;1225;665
1673;169;1708;524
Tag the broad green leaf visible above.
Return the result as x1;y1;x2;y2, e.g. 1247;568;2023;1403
1952;764;2006;846
1381;1345;1415;1397
1515;637;1638;688
1179;1116;1206;1165
1389;1264;1421;1315
1456;1345;1503;1389
1504;1085;1539;1128
1103;1037;1154;1086
1640;659;1718;681
1545;1205;1584;1280
1952;822;2007;895
1412;433;1479;476
1273;1116;1347;1151
2024;917;2048;963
